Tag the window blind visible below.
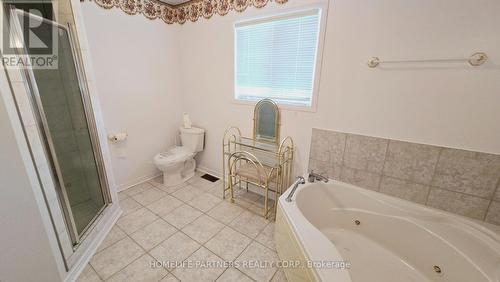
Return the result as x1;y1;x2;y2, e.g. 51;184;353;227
235;10;321;107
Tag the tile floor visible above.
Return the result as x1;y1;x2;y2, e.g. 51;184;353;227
77;172;286;282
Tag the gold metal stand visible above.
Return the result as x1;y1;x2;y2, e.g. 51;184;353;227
222;127;293;219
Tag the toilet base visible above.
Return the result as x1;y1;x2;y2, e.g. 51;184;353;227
162;158;196;187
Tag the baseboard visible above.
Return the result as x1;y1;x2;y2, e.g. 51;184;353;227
117;172;162;192
117;167;219;193
64;205;122;282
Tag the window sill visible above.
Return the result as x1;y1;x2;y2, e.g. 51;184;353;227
232;98;318;113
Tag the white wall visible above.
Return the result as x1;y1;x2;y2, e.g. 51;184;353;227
177;0;500;176
81;3;183;189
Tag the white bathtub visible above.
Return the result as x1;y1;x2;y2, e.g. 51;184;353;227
276;180;500;282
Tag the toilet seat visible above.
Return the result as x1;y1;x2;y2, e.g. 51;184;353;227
155;146;192;164
153;126;204;187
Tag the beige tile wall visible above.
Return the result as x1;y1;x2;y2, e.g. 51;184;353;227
308;128;500;226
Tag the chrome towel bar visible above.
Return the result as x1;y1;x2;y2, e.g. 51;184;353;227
367;52;487;68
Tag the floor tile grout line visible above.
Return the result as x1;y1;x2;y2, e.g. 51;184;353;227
208;206;244;227
144;201;185;219
87;177;181;280
92;235;148;281
166;182;271;227
180;192;275;255
183;194;225;214
231;239;278;282
198;245;230;274
129;216;179;239
129;187;170;207
236;267;258;282
221;241;253;279
148;233;204;277
203;224;253;256
178;217;225;245
87;261;105;281
212;262;256;282
156;244;206;279
162;207;204;229
126;210;182;246
167;272;182;282
153;196;274;279
124;220;185;279
152;182;188;195
213;247;258;282
249;238;278;256
123;177;270;231
95;176;277;281
267;269;280;282
130;233;174;279
147;193;218;245
122;181;156;197
213;197;274;233
149;225;225;280
117;191;186;252
94;227;264;280
268;267;281;282
157;271;171;281
170;244;227;281
92;224;129;255
120;183;178;221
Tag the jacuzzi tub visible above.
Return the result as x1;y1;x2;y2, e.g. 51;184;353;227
275;180;500;282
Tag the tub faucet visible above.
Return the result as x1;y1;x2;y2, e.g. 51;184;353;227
308;171;329;183
285;176;306;202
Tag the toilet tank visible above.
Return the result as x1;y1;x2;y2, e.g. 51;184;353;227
180;127;205;153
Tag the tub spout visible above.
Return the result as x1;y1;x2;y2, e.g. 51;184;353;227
308;170;329;183
285;176;306;202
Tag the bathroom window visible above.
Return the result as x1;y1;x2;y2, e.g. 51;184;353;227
234;9;324;108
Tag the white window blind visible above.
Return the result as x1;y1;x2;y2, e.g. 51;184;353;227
235;9;321;107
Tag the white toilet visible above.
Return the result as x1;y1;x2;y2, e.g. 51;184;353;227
154;127;205;187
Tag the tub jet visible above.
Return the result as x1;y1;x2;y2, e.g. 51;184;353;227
433;265;442;273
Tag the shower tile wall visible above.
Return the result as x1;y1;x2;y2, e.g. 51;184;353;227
34;69;86;206
308;128;500;226
33;43;101;210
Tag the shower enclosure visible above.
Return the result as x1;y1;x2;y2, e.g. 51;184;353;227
7;7;111;245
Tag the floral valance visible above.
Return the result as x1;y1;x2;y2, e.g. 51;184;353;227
92;0;289;24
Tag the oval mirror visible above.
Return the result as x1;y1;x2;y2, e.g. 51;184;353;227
253;99;280;144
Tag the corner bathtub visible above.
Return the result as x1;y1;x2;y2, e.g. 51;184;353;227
275;180;500;282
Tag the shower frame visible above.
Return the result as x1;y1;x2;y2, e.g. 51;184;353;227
6;7;112;247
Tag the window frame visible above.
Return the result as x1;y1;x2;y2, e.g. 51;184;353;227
232;2;328;112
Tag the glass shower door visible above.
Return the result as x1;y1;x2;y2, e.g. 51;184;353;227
10;9;110;244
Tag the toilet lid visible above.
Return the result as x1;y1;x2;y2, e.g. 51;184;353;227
157;146;191;162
